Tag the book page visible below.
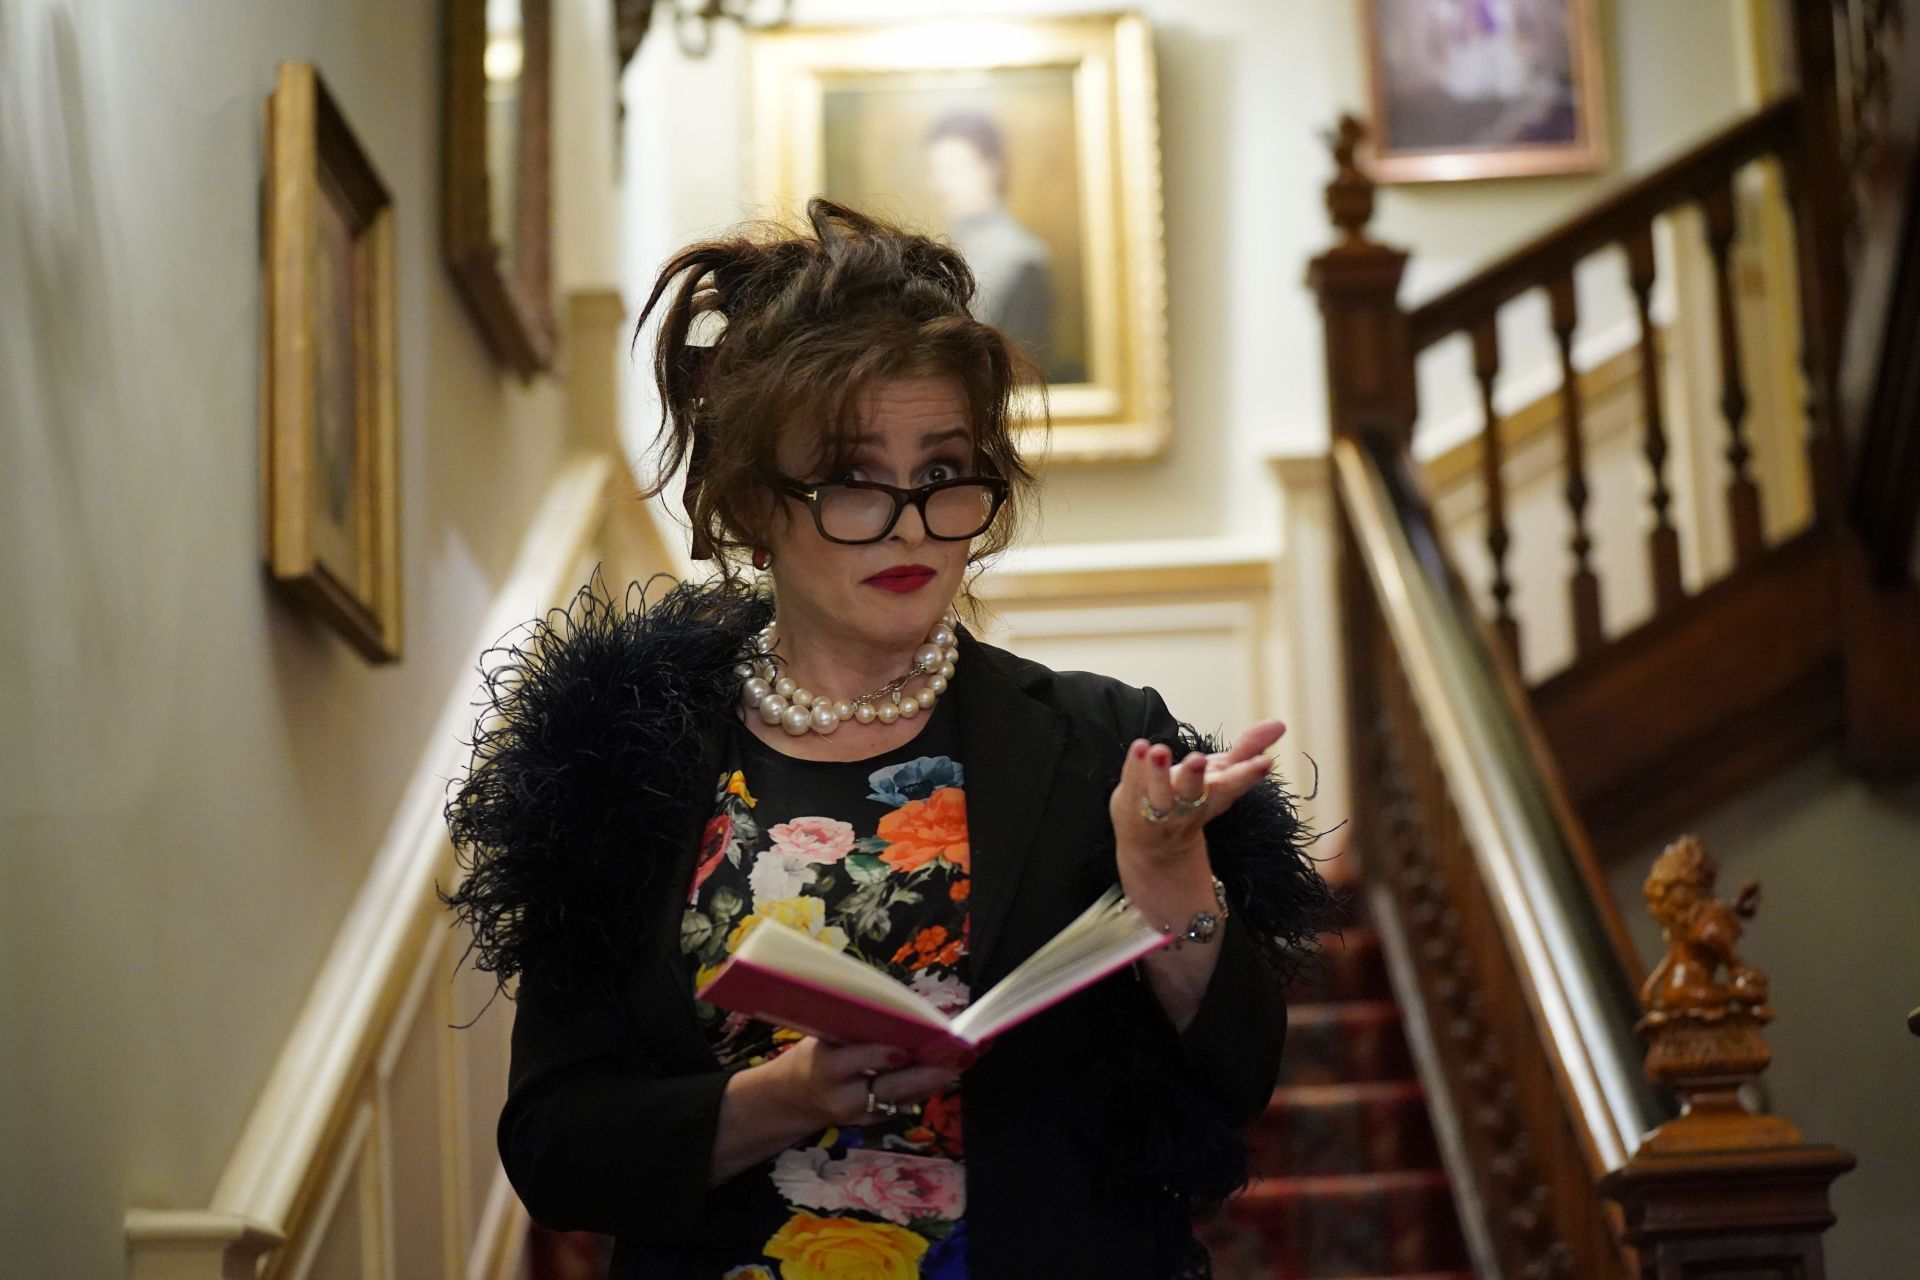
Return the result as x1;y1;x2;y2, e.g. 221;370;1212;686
730;920;948;1027
951;886;1169;1044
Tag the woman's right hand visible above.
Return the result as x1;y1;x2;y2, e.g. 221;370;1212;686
765;1036;960;1128
709;1037;960;1185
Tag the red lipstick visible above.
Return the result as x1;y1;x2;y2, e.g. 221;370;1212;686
865;564;937;593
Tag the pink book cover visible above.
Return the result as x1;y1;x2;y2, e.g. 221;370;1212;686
696;930;1171;1069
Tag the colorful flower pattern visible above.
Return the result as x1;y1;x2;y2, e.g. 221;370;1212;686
682;749;972;1277
763;1213;929;1280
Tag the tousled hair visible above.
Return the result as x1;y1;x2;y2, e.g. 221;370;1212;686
630;197;1046;590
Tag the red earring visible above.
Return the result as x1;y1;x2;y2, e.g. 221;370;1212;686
751;547;770;570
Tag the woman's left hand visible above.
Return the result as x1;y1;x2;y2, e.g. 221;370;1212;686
1108;718;1287;1033
1109;719;1287;871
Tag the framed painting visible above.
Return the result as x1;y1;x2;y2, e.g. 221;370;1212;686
1361;0;1609;183
444;0;556;376
747;14;1172;462
262;61;403;663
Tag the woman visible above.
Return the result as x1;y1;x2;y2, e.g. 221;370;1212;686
444;199;1334;1279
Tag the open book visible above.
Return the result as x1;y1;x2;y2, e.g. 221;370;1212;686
696;886;1172;1067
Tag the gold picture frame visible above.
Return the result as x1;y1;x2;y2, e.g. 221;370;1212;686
746;13;1172;462
262;61;403;663
1361;0;1609;184
444;0;556;376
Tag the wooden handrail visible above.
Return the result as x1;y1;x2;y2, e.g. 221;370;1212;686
207;455;617;1236
125;453;620;1280
124;294;669;1280
1334;435;1663;1170
1330;432;1650;1276
1408;98;1802;350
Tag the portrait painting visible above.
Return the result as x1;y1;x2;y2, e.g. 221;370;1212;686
263;61;403;663
310;181;361;578
748;15;1171;461
819;68;1087;385
1362;0;1608;182
444;0;556;376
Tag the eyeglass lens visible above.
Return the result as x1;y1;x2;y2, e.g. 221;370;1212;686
817;482;998;542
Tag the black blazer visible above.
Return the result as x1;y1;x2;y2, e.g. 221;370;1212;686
453;586;1317;1279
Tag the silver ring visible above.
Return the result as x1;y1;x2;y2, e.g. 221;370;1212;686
864;1078;898;1117
1173;786;1210;816
1139;786;1208;823
1139;793;1175;823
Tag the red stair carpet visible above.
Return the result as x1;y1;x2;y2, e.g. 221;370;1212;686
1197;923;1472;1280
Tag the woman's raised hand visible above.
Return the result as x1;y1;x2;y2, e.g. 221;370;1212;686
769;1036;959;1129
1109;718;1286;868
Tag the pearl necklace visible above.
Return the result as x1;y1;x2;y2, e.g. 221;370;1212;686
735;612;960;737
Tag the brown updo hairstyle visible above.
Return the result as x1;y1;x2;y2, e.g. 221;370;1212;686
631;197;1045;589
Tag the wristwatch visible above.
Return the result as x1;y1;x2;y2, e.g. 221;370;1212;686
1160;875;1230;951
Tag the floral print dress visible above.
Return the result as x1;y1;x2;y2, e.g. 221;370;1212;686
680;691;972;1280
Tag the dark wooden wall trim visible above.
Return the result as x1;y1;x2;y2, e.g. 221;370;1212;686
1407;102;1799;351
1849;141;1920;584
1532;531;1844;858
1833;0;1920;584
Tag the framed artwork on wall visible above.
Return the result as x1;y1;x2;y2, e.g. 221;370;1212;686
444;0;556;376
1360;0;1609;183
262;60;403;663
746;14;1172;462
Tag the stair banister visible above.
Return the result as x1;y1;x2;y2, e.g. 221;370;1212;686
1332;433;1666;1174
1405;99;1803;353
1314;128;1662;1270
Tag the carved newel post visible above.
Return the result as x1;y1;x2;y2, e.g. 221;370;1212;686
1600;837;1853;1278
1307;115;1417;451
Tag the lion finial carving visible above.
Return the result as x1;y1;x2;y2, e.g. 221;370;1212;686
1640;836;1770;1022
1632;836;1800;1154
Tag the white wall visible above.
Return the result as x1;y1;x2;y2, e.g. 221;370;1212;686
618;0;1752;552
0;2;618;1275
1606;750;1920;1277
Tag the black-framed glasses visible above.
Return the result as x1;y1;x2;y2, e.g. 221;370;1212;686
769;472;1010;545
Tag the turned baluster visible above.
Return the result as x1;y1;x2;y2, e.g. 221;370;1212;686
1623;225;1686;614
1547;273;1604;658
1700;180;1766;564
1470;316;1521;663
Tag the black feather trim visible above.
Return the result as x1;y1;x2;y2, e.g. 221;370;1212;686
1159;722;1345;985
441;569;774;1000
1085;720;1346;1270
440;567;1345;1266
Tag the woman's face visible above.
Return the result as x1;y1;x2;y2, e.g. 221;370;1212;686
926;136;999;222
766;375;979;659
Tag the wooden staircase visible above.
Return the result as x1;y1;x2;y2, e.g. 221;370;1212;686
1202;923;1472;1279
1297;3;1918;1277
